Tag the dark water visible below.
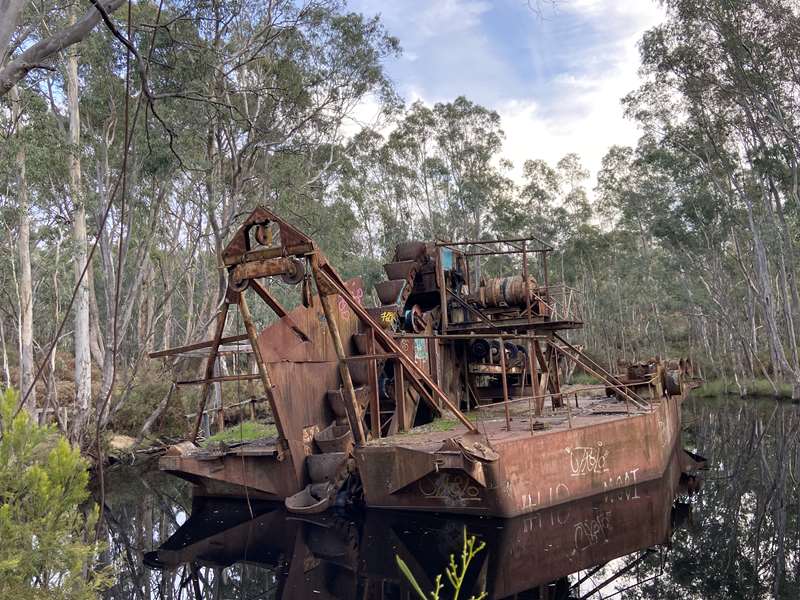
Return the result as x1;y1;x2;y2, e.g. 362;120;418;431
99;397;800;599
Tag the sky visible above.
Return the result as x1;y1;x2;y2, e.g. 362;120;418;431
346;0;666;186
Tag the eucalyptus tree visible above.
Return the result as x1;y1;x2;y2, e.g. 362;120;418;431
129;0;401;312
1;0;401;439
336;96;514;290
627;0;800;396
386;97;511;246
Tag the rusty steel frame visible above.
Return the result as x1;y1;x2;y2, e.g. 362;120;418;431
497;336;511;430
148;334;250;359
238;290;290;450
315;266;479;433
394;332;548;341
191;208;480;443
310;255;368;447
435;234;566;330
222;242;314;266
177;373;261;386
436;234;553;252
472;380;654;412
553;332;649;410
168;209;580;449
248;279;310;342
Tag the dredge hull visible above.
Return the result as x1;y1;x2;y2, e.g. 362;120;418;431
356;394;682;517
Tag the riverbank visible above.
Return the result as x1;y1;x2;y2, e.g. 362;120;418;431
691;377;798;401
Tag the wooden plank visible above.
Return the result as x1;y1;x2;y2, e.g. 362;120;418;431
311;257;367;446
177;374;261;386
184;397;265;419
395;361;406;432
231;257;294;282
368;329;380;439
238;291;290;448
498;337;511;430
343;353;397;362
149;334;249;358
528;339;541;416
223;242;314;266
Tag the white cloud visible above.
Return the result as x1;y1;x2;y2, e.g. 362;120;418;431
345;0;666;192
499;2;664;187
413;0;491;38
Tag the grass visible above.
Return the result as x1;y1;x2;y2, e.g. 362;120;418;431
569;371;601;385
394;413;480;436
692;377;795;400
427;413;481;432
428;418;459;432
202;421;277;446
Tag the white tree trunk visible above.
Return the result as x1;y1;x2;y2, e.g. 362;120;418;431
10;85;35;412
67;27;91;432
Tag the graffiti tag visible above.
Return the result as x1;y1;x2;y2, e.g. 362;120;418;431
566;442;609;476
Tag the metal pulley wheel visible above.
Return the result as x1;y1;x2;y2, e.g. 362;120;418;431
301;273;313;307
469;338;491;361
229;277;250;292
281;257;306;285
403;304;425;333
254;223;272;246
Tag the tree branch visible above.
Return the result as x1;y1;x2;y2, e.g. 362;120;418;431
0;0;126;96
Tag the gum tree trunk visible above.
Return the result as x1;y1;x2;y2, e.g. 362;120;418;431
10;85;35;413
66;14;91;438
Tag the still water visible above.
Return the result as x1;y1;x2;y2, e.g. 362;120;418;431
99;397;800;599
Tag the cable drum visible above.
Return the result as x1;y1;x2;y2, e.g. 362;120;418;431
481;275;537;308
469;339;491;361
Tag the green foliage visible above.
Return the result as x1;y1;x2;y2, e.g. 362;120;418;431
202;421;278;446
569;371;600;386
396;527;487;600
691;378;794;400
110;369;185;439
0;389;112;598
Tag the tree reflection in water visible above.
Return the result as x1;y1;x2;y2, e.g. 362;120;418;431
629;398;800;600
98;398;799;599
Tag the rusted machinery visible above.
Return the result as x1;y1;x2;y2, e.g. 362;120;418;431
605;358;697;402
152;207;693;517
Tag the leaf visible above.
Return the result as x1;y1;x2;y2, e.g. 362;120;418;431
395;555;429;600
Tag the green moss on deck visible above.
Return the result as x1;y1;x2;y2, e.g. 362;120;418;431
202;421;277;446
396;413;480;435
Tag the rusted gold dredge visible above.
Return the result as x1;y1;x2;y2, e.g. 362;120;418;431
154;207;700;517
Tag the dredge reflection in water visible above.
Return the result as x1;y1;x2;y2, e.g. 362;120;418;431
143;445;702;599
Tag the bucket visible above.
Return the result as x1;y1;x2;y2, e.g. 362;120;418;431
314;424;354;454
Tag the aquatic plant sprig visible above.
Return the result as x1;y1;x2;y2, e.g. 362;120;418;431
447;528;487;599
396;526;488;600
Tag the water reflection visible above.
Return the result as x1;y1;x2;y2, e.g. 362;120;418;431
101;398;800;599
